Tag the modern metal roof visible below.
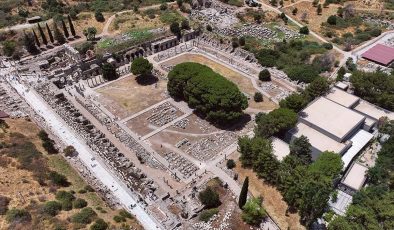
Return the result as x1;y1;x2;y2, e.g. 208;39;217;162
361;44;394;66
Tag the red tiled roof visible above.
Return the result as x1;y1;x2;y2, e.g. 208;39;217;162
361;44;394;66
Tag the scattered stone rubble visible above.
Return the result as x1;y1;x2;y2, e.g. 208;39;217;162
148;102;180;127
164;152;198;179
35;83;159;203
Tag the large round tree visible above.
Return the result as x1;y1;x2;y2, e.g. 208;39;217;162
130;57;153;77
168;62;248;125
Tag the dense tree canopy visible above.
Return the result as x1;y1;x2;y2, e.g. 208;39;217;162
168;63;248;125
289;135;312;165
255;108;298;138
130;57;153;77
329;135;394;229
238;136;279;183
255;40;330;83
351;70;394;111
198;187;221;208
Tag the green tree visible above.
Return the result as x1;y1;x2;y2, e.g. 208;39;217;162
206;24;213;32
327;15;337;25
170;22;181;37
259;69;271;81
304;77;330;99
160;3;168;11
95;10;105;22
32;29;41;47
226;159;236;169
289;135;312;165
181;19;190;30
241;197;267;225
23;32;39;54
299;26;309;35
254;92;263;102
198;187;221;208
279;93;308;113
37;23;48;46
168;63;248;124
292;8;298;15
67;15;76;37
130;57;153;77
101;63;118;81
46;23;54;43
61;19;69;38
53;23;66;44
83;27;97;41
255;108;298;138
239;177;249;209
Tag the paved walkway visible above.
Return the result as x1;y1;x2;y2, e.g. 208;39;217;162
6;77;162;230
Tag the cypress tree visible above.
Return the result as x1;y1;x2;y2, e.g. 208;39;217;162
32;29;40;47
53;23;66;45
37;23;48;46
68;15;76;37
239;176;249;209
23;32;39;54
61;19;69;38
46;23;54;43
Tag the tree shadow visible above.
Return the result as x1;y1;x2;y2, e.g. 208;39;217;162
194;112;252;131
135;74;158;86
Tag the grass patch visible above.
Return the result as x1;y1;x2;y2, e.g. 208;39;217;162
159;10;185;25
199;208;219;222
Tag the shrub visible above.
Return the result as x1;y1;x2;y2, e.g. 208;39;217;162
119;209;133;219
90;218;108;230
160;3;168;11
299;26;309;35
0;195;11;215
71;207;97;224
322;43;333;50
2;40;16;57
42;201;62;216
327;15;337;25
55;190;75;210
242;198;267;225
49;171;70;187
199;208;219;222
84;185;94;192
113;215;126;223
73;198;88;209
226;159;236;169
254;92;263;102
5;208;31;223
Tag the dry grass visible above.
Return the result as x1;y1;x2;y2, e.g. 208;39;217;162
162;54;278;112
96;75;168;119
74;12;109;35
109;12;166;34
283;1;340;33
0;118;142;229
229;151;305;230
